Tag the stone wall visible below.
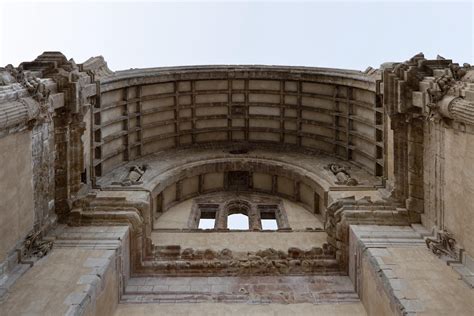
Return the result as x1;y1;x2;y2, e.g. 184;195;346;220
156;169;324;216
32;121;56;231
423;121;474;258
155;197;322;230
382;53;474;262
0;52;100;284
0;131;34;263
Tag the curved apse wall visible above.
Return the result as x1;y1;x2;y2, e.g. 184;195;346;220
92;66;383;180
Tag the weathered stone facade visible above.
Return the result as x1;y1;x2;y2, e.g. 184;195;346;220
0;52;473;315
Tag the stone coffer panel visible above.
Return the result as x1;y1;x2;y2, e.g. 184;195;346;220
92;66;383;180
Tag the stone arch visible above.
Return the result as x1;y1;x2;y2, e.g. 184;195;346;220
149;157;329;223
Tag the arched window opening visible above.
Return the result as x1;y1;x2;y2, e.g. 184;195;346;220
226;200;251;230
188;196;291;231
227;213;249;230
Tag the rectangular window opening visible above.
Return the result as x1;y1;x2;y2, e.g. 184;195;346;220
261;219;278;230
197;204;218;230
198;218;216;230
260;208;279;230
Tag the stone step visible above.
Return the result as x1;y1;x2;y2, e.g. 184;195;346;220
121;275;360;304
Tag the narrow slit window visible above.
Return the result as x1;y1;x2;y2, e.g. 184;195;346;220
227;213;249;230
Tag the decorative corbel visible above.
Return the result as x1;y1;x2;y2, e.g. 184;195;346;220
425;230;461;261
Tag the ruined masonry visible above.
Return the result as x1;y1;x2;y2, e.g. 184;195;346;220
0;52;473;315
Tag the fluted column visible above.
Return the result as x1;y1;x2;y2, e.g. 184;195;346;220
438;96;474;125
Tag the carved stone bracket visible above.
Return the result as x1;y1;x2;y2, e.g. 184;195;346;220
425;230;462;262
325;163;358;186
112;164;149;186
21;230;53;260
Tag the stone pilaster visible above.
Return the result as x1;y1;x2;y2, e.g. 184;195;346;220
406;117;424;212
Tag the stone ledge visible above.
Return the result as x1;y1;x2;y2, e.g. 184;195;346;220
0;225;130;316
121;275;359;305
349;225;474;315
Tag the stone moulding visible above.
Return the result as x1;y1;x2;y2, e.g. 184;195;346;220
80;56;114;80
384;52;474;128
99;65;378;93
143;245;339;276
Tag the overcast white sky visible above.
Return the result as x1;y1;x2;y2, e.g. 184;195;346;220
1;0;473;71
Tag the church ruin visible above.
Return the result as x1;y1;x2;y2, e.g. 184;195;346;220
0;52;473;315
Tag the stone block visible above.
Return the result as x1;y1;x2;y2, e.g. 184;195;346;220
77;274;100;285
412;91;425;108
369;248;390;257
400;299;424;312
418;81;431;93
433;69;447;77
406;197;424;213
461;275;474;288
64;292;87;305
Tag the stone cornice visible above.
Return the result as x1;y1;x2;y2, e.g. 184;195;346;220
100;65;380;92
382;52;474;131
